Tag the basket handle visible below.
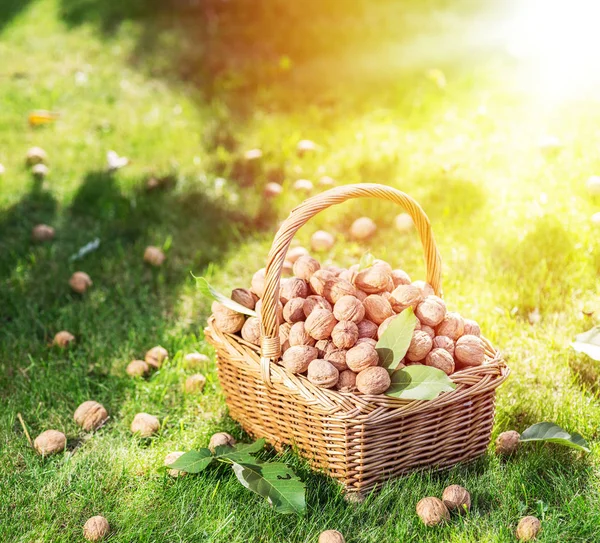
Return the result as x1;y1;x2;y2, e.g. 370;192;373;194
260;183;442;365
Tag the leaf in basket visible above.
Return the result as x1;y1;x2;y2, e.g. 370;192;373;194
520;422;590;452
195;276;257;317
385;365;456;400
358;252;375;271
167;448;214;473
231;461;306;515
376;307;418;370
571;326;600;361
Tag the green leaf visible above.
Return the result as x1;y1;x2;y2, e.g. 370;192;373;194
231;461;306;515
358;252;375;271
376;307;418;370
217;439;267;463
195;276;257;317
571;326;600;361
167;449;214;473
385;365;456;400
520;422;590;452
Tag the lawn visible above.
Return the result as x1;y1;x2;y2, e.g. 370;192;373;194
2;0;600;541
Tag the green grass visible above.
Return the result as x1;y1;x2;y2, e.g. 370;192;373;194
2;0;600;541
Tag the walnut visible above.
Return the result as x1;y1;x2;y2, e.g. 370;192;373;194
325;349;348;371
255;298;284;325
83;516;110;542
32;224;55;242
389;284;423;312
416;497;450;526
415;295;447;326
53;330;75;348
282;297;306;324
331;321;358;349
184;352;209;368
357;319;378;339
338;269;356;283
412;280;435;297
209;432;236;452
131;413;160;437
264;182;282;198
363;295;393;325
328;279;357;304
350;217;377;240
69;271;92;294
436;312;465;341
294;178;313;192
391;269;411;287
280;277;308;303
311;230;335;251
394;212;414;232
354;265;391;294
287;322;315;347
356;366;391;395
356;337;377;348
495;430;520;455
309;269;337;297
293;255;321;281
251;268;266;298
517;516;541;541
74;401;109;431
455;335;485;366
355;289;368;301
241;317;261;345
126;359;150;377
231;288;257;310
281;345;318;373
315;339;336;358
377;315;398;339
304;308;337;340
26;146;47;165
318;530;346;543
463;319;481;337
425;348;454;375
184;373;206;393
145;345;169;369
335;370;357;392
432;336;455;356
406;330;433;362
442;485;471;513
421;325;435;338
307;359;339;388
346;343;379;372
213;304;246;334
34;429;66;456
286;246;309;264
303;295;332;318
325;265;344;276
143;246;166;267
164;451;187;477
333;295;365;323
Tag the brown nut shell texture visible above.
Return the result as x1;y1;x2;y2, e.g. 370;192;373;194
390;284;423;312
131;413;160;437
304;308;337;340
416;497;450;526
74;401;109;431
455;334;485;367
209;432;236;453
34;429;67;456
346;343;379;372
415;295;447;327
495;430;520;455
307;359;339;388
318;530;346;543
333;295;365;323
288;321;316;347
331;320;358;349
354;265;391;294
281;345;318;373
516;516;541;541
283;297;306;324
293;255;321;281
406;330;433;362
425;348;455;375
436;312;465;341
336;370;357;392
356;366;391;395
442;484;471;513
145;345;169;369
363;295;393;325
83;515;110;542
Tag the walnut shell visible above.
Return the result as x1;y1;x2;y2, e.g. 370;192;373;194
293;255;321;281
280;277;308;303
74;401;109;431
463;319;481;337
286;246;309;264
357;319;378;339
282;297;306;324
495;430;520;455
144;246;166;267
517;516;541;541
391;269;411;287
26;146;47;164
213;305;246;334
442;485;471;513
126;359;150;377
184;373;206;393
356;337;377;348
32;224;55;242
145;345;169;369
231;288;257;310
363;295;393;325
350;217;377;240
303;295;332;318
34;429;66;456
69;271;92;294
412;280;435;297
164;451;187;477
307;359;339;388
251;268;266;298
346;343;379;372
184;352;210;368
329;279;357;304
131;413;160;437
416;497;450;526
53;330;75;348
241;317;261;345
304;308;337;340
311;230;335;252
264;182;282;198
421;325;435;338
309;269;337;297
209;432;236;452
355;289;368;301
354;265;391;294
83;515;110;542
436;312;465;341
425;348;455;375
335;370;357;392
288;321;316;347
389;284;423;312
331;320;359;349
325;349;348;372
406;330;433;362
356;366;391;395
333;295;365;323
281;345;318;373
455;334;485;367
315;339;337;358
432;336;455;356
318;530;346;543
415;295;447;327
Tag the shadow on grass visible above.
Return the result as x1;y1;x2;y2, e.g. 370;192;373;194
0;0;34;32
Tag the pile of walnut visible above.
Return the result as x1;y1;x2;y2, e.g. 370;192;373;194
211;252;487;395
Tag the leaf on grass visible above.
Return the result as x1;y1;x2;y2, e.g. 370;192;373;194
376;307;418;370
195;276;257;317
571;326;600;361
231;461;306;515
520;422;590;452
167;448;214;473
358;252;375;271
216;439;267;463
385;365;456;400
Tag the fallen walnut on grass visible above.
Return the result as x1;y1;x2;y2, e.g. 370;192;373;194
184;373;206;394
516;516;541;541
442;484;471;513
208;432;236;453
184;352;210;368
26;146;47;165
83;515;110;542
126;359;150;377
34;429;66;456
143;246;166;267
69;271;92;294
164;451;187;477
53;330;75;348
145;346;168;369
495;430;520;455
318;530;346;543
32;224;55;242
74;401;109;431
416;497;450;526
130;413;160;437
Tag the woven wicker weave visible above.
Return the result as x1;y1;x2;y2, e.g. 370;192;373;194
205;183;509;495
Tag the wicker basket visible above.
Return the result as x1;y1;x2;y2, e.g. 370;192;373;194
205;183;509;495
